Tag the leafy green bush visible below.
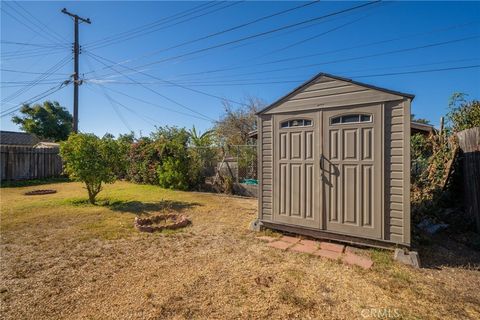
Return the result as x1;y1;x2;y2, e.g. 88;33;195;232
60;133;125;204
157;157;190;190
126;137;161;184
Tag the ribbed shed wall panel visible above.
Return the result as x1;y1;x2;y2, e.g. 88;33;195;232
260;115;273;220
384;101;407;243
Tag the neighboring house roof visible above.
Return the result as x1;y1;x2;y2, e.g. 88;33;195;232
411;121;435;135
34;142;60;148
257;72;415;115
0;130;41;146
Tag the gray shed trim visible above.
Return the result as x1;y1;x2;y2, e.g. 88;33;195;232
257;72;414;115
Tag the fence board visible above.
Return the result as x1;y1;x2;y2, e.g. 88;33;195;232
0;145;63;181
457;127;480;232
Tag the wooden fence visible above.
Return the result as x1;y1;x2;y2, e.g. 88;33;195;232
0;145;63;181
457;127;480;232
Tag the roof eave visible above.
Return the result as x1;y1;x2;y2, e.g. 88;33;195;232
256;72;415;115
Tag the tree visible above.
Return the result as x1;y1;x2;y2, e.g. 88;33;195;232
214;97;265;146
60;133;124;204
447;93;480;132
188;126;214;147
12;101;73;141
411;114;431;124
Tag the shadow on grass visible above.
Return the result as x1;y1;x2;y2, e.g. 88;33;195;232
417;232;480;270
1;177;70;188
68;198;200;216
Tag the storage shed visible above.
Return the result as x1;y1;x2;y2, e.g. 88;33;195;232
255;73;414;248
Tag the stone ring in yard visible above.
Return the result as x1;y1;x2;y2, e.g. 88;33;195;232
24;189;57;196
134;214;191;233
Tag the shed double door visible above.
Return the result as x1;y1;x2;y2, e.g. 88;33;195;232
273;105;382;239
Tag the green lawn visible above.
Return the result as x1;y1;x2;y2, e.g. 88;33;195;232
1;181;479;319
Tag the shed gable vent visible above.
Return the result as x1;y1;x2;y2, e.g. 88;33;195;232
280;119;313;128
330;114;372;125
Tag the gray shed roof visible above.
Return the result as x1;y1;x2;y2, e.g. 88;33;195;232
257;72;415;115
0;131;41;146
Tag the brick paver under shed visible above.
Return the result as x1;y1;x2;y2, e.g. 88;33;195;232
258;235;374;269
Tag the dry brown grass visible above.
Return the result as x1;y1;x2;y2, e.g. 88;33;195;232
1;181;479;319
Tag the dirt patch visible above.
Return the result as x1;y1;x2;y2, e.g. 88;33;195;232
134;213;191;232
24;189;57;196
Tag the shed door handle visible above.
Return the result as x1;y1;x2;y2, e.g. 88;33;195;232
320;154;325;171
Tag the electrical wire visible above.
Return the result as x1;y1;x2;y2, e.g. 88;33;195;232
125;1;320;61
1;55;72;104
85;1;381;75
86;50;246;108
0;80;71;117
1;3;68;47
85;83;159;128
12;1;70;44
85;52;216;121
85;1;243;51
172;34;480;80
172;20;480;79
89;82;214;122
83;1;219;48
0;68;71;76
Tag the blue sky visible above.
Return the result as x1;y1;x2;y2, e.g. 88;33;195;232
1;1;479;137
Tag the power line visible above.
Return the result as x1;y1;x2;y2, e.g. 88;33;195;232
86;50;246;107
85;1;243;51
354;64;480;78
84;55;153;129
1;47;67;60
1;55;72;104
125;1;320;61
0;80;71;118
85;84;159;128
1;78;70;84
85;1;381;75
172;34;480;80
13;1;69;44
83;1;218;48
87;84;134;132
86;63;480;87
85;52;216;121
91;82;214;122
88;34;479;90
0;68;71;76
0;40;67;48
172;20;480;79
1;3;68;46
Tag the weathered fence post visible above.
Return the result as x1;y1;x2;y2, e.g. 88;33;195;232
457;127;480;232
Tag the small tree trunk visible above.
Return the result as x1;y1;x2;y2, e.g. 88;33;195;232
85;182;101;204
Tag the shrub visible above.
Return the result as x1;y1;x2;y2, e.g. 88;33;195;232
60;133;124;204
126;138;161;184
153;126;193;190
157;157;190;190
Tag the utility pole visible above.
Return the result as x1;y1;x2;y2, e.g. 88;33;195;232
61;8;91;133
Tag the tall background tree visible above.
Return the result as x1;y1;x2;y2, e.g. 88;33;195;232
214;97;265;146
11;101;73;141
